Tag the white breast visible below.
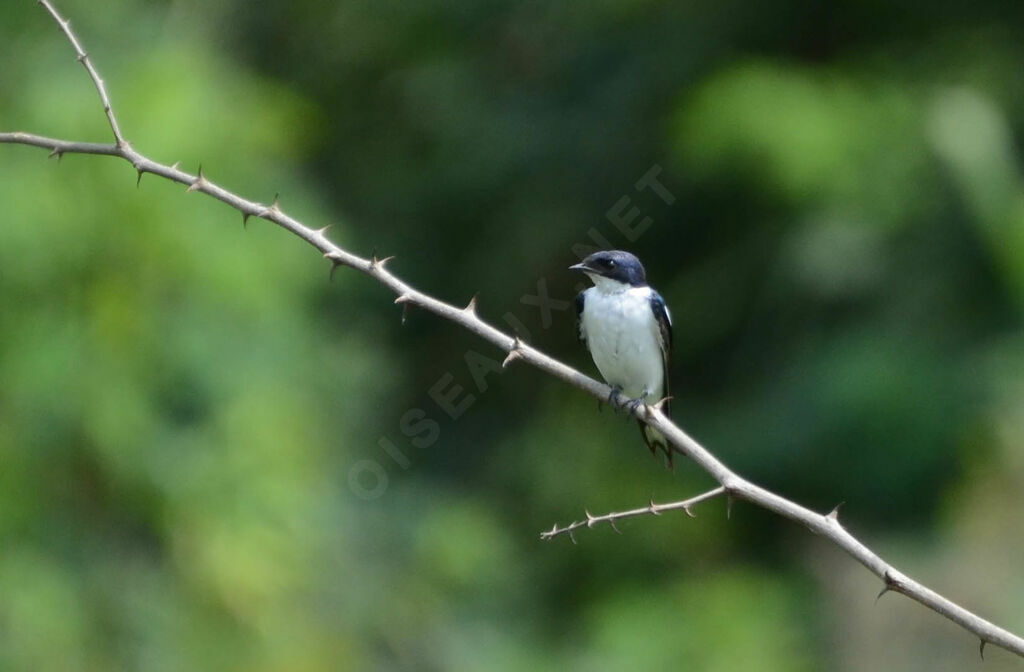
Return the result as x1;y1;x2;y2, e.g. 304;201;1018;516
580;285;665;401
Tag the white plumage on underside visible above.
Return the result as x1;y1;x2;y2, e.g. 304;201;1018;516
578;279;667;402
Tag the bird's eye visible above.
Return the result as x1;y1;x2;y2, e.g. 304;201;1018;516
606;259;616;268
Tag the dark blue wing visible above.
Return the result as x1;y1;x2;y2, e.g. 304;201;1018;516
649;290;672;415
575;291;586;345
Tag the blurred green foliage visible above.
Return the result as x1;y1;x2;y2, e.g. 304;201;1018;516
2;0;1024;669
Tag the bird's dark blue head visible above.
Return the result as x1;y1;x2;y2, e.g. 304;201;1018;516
569;250;647;287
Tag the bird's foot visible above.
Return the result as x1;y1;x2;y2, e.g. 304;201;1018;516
623;386;651;416
606;385;623;413
625;396;645;415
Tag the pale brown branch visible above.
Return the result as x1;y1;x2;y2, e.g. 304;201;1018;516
2;1;1023;660
37;0;126;146
540;486;726;542
0;132;119;157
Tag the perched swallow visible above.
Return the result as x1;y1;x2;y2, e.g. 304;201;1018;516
571;250;674;467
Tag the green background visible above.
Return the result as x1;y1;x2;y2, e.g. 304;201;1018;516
2;0;1024;669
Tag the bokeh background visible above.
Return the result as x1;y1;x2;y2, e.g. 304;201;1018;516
2;0;1024;669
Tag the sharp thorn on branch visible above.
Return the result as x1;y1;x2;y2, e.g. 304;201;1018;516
370;254;395;271
185;164;205;193
502;337;523;369
48;147;63;160
465;292;479;315
584;509;595;527
76;52;87;63
568;529;577;545
827;502;844;522
170;160;181;172
401;304;409;326
315;224;332;237
135;168;144;187
876;571;896;603
649;498;661;515
980;639;987;660
259;194;281;219
682;504;696;518
726;495;734;520
242;212;251;228
609;518;622;534
323;252;343;281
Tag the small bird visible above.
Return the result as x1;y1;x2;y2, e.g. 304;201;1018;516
570;250;674;467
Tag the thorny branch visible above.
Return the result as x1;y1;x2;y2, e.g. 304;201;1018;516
2;0;1023;660
539;487;727;543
